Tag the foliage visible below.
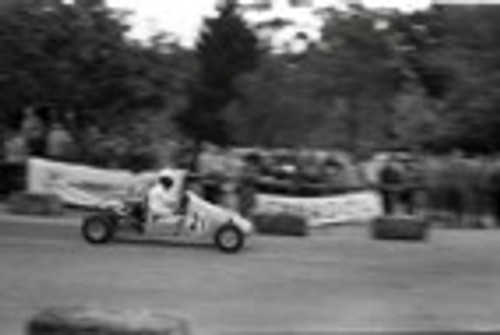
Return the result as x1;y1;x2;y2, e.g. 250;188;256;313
230;4;500;154
175;0;260;147
0;0;193;167
2;0;500;163
229;55;328;147
230;6;407;152
403;5;500;153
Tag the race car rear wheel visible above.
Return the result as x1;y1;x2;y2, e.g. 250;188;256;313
81;214;115;244
214;224;245;253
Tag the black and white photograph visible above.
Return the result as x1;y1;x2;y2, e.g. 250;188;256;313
1;0;500;334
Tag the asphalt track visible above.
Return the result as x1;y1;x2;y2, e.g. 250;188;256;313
2;214;500;335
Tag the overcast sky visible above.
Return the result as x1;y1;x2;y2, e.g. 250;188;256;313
107;0;432;45
108;0;216;44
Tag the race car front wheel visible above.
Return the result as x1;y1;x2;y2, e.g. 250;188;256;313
214;224;245;253
81;214;115;244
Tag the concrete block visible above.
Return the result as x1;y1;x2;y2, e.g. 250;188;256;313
253;213;309;236
7;192;63;216
371;215;430;241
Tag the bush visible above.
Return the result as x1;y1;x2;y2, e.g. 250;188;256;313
253;213;309;236
371;215;430;241
7;192;63;216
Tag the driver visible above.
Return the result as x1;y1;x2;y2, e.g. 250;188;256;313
147;169;184;231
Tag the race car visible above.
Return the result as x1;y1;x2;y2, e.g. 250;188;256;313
81;187;254;253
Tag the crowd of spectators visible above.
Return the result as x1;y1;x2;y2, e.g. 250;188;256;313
225;148;368;196
204;148;500;228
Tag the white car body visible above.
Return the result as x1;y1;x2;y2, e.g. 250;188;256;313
183;191;254;238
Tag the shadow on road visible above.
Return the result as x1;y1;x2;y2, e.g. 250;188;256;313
114;237;211;249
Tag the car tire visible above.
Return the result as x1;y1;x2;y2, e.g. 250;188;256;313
81;214;115;244
214;224;245;253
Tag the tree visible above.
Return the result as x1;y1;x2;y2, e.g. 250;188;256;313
399;5;500;153
218;4;500;154
0;0;190;166
228;5;444;152
0;0;129;125
306;7;403;152
175;0;260;150
228;6;406;151
227;53;335;148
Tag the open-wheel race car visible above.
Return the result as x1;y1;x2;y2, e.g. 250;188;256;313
81;177;254;253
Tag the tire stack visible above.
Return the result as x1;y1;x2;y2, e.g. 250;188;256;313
371;215;430;241
7;192;63;216
0;162;26;199
253;213;309;236
26;306;190;335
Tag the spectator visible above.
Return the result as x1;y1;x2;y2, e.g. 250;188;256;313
198;144;226;204
399;155;423;215
446;152;469;226
4;133;28;164
378;157;404;215
202;176;224;204
46;121;76;161
236;153;261;218
21;107;46;156
323;158;342;193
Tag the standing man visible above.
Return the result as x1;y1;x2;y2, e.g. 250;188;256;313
46;121;76;161
399;155;423;215
378;156;404;215
237;153;261;218
21;107;46;156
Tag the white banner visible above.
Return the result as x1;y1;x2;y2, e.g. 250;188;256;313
27;158;383;225
255;191;383;227
27;158;183;208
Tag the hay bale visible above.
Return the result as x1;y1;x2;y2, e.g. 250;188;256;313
253;213;309;236
26;306;190;335
7;192;63;216
371;215;430;241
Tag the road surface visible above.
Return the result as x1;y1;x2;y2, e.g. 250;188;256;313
1;215;500;334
